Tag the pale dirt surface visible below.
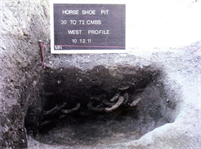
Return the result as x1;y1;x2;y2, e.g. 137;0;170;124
1;0;201;149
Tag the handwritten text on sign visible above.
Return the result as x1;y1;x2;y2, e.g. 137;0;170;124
53;4;125;51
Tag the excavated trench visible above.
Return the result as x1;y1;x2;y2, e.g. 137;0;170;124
25;65;176;146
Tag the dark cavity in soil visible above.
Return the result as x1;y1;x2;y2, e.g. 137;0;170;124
25;65;175;146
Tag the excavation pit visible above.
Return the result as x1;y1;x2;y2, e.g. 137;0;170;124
25;65;176;146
